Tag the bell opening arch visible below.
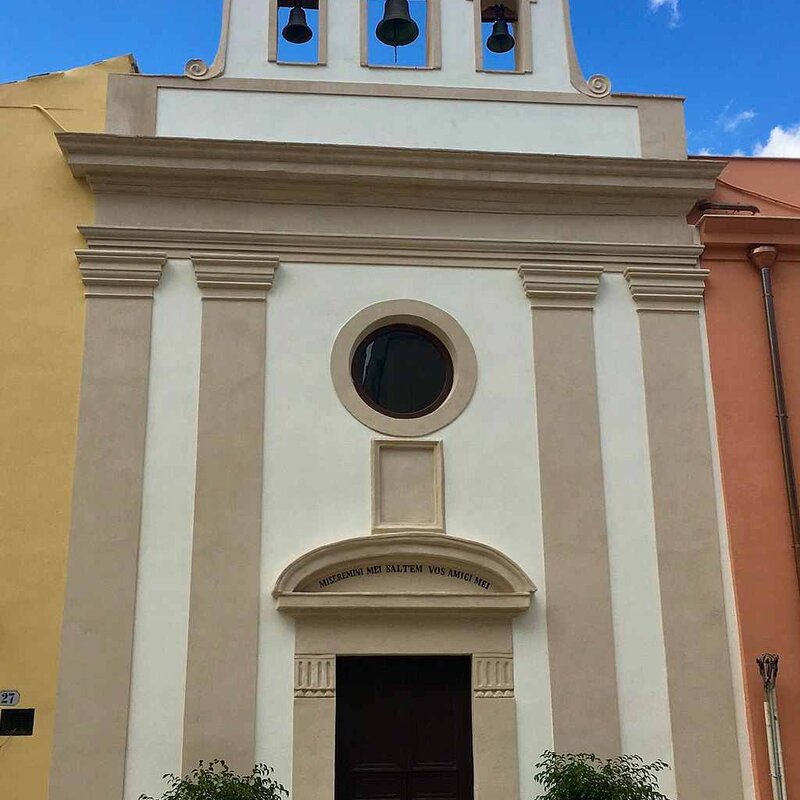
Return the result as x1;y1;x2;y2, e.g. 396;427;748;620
273;532;536;800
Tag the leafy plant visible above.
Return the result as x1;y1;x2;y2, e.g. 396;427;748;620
534;751;670;800
139;760;288;800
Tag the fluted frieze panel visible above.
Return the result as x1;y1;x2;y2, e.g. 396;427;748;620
474;654;514;698
295;656;336;698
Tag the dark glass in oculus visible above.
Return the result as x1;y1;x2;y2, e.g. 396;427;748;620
351;324;453;418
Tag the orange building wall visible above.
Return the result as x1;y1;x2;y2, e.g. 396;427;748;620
700;158;800;800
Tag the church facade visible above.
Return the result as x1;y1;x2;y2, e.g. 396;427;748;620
49;2;749;799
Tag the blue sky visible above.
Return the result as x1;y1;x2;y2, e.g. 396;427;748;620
1;0;798;156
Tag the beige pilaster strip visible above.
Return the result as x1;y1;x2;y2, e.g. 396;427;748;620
625;267;744;800
293;654;336;800
50;249;166;800
182;253;278;773
293;676;336;800
472;653;519;800
519;264;621;756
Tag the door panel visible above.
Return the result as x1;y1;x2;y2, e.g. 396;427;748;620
335;657;474;800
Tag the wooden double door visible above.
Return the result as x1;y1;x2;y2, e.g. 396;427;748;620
335;656;474;800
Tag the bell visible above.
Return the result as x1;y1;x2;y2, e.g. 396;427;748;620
376;0;420;48
486;6;515;54
282;2;314;45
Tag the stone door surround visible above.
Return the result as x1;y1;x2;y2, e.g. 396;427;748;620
274;532;536;800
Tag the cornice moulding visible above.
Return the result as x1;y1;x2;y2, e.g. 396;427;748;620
80;226;705;274
624;267;709;313
700;242;800;265
75;248;166;298
698;214;800;246
273;532;536;618
518;265;603;309
191;252;279;301
58;133;720;214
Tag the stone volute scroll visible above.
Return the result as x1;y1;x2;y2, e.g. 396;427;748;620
273;533;536;616
560;0;612;98
185;0;232;79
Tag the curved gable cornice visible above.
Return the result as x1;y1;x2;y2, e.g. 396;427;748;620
273;532;536;617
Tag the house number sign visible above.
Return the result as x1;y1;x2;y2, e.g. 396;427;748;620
0;690;20;706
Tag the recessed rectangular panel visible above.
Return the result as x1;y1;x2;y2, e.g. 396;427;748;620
372;440;444;534
156;89;643;158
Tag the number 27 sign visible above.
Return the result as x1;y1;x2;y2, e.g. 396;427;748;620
0;690;20;706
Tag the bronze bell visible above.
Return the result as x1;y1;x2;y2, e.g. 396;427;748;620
376;0;420;47
282;1;314;44
486;5;515;53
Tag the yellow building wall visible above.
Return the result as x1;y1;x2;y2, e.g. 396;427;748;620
0;55;135;800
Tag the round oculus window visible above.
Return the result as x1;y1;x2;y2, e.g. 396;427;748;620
350;324;454;419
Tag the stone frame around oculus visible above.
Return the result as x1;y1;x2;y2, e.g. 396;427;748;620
330;299;478;438
273;533;536;800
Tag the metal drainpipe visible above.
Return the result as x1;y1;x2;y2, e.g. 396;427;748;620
749;245;800;592
757;654;787;800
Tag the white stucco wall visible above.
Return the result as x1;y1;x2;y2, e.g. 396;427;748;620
124;261;202;800
254;263;552;795
225;0;575;92
124;261;683;798
594;273;676;796
156;88;642;158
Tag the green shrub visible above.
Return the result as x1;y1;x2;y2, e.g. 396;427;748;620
139;760;288;800
534;751;670;800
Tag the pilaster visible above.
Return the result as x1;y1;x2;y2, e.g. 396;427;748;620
518;263;621;757
472;652;519;799
182;253;278;773
624;265;744;800
50;249;166;800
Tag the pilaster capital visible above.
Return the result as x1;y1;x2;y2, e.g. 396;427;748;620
294;656;336;699
624;267;709;313
191;253;279;301
518;265;603;309
76;249;166;298
473;654;515;699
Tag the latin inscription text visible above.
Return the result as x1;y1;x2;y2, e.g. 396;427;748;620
317;563;491;591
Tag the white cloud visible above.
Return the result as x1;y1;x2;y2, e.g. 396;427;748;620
694;147;745;157
718;108;757;133
754;125;800;158
649;0;680;27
